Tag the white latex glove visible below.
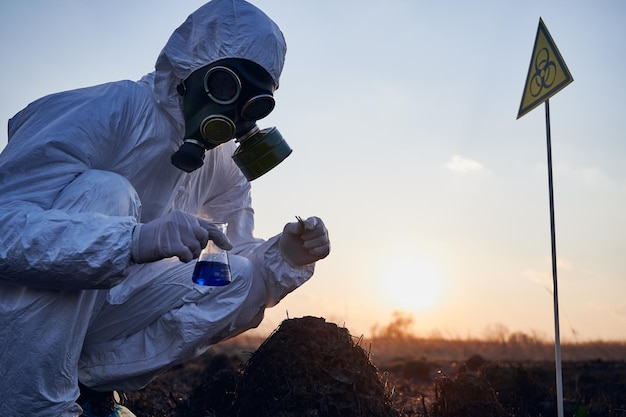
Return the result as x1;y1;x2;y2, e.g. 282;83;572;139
279;216;330;267
131;210;233;264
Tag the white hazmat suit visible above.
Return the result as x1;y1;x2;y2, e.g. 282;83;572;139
0;1;328;416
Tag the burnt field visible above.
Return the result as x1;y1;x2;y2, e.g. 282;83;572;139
123;317;626;417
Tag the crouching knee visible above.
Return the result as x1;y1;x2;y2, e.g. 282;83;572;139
228;254;255;290
52;169;141;217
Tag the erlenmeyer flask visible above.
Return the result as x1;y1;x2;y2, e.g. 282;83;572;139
192;222;232;286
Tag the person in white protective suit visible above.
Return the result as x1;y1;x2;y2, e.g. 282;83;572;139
0;1;330;416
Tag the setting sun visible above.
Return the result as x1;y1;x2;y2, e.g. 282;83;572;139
376;252;444;312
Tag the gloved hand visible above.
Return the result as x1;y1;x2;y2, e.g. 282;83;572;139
279;216;330;267
131;210;233;264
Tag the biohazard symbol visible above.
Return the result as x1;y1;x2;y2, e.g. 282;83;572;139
517;18;573;119
530;48;557;98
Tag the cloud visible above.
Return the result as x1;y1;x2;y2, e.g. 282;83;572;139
524;258;574;292
446;154;485;173
524;269;552;294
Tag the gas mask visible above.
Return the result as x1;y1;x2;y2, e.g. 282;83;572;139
171;58;292;181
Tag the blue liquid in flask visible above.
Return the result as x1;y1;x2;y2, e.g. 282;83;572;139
192;261;232;286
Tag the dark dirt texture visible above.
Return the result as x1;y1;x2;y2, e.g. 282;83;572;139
122;317;626;417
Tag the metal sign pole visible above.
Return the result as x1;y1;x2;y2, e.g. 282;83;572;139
544;99;564;417
518;18;572;417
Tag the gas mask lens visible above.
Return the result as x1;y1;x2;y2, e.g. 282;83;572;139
241;94;275;120
204;66;241;104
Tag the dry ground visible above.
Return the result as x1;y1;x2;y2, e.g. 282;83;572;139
122;317;626;417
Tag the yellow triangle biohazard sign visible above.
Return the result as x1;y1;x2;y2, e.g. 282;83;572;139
517;18;573;119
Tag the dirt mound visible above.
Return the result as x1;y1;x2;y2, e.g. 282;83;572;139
433;372;507;417
233;316;399;417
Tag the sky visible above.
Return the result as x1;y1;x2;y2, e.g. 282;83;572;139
1;1;625;342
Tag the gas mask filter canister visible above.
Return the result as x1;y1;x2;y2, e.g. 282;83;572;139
171;59;292;180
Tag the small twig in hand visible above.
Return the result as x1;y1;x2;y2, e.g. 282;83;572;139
295;215;305;227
